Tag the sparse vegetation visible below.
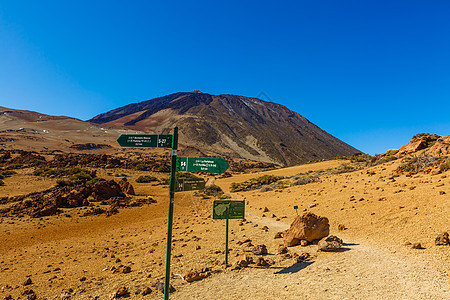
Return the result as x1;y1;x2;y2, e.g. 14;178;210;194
201;184;224;196
397;155;439;173
439;158;450;172
33;166;94;178
6;163;23;170
230;175;284;192
135;175;159;183
290;176;320;186
0;179;4;186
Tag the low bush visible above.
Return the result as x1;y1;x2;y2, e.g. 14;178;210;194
136;175;158;183
397;155;439;173
290;176;320;186
230;175;284;192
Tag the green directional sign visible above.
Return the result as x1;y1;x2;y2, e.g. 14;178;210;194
213;200;245;219
176;157;229;173
175;178;206;192
117;134;172;148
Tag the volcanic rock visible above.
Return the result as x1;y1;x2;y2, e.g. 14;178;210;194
252;244;268;255
23;277;32;286
185;270;209;282
236;255;253;267
318;235;343;251
411;243;424;249
92;180;124;201
141;287;152;295
114;287;128;297
119;178;135;195
283;212;330;246
435;232;449;246
256;257;268;266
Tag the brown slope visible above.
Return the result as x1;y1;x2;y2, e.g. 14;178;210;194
89;92;359;165
0;106;122;153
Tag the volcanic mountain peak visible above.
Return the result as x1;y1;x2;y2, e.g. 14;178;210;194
89;92;359;166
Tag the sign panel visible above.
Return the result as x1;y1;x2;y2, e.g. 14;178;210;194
117;134;172;148
213;200;245;219
175;178;206;192
176;157;229;174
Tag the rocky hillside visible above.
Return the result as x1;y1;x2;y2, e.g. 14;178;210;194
89;91;359;165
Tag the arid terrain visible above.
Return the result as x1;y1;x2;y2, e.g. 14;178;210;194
0;135;449;299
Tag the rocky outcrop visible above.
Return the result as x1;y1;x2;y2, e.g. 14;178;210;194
283;212;330;247
427;136;450;156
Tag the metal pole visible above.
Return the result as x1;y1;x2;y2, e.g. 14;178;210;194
225;217;229;265
164;126;178;300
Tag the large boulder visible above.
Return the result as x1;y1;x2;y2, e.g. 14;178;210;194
91;180;124;201
119;178;135;195
283;212;329;247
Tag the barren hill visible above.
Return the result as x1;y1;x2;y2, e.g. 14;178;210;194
89;91;359;165
0;106;121;153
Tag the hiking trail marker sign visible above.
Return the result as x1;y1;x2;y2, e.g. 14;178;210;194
117;128;229;300
117;134;172;148
213;200;245;219
213;200;245;265
176;157;229;173
175;178;206;192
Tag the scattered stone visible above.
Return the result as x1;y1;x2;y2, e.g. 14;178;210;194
318;235;343;252
185;270;209;282
256;257;268;266
23;277;32;286
153;281;175;294
411;243;424;249
283;212;330;247
252;244;268;255
114;287;129;298
121;266;131;274
236;238;251;245
236;255;253;267
300;240;308;246
439;191;446;195
277;246;288;254
80;276;87;281
295;252;310;263
337;224;346;231
22;289;35;295
263;207;269;212
261;226;269;231
274;232;283;239
435;232;449;246
141;287;152;295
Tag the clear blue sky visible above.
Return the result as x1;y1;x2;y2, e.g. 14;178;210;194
1;1;449;155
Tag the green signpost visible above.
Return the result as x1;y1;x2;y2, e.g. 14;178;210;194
213;200;245;265
117;134;173;148
175;178;206;192
117;129;229;300
176;156;229;173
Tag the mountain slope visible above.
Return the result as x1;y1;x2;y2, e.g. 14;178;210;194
89;91;359;165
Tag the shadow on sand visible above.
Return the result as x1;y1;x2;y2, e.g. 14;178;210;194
274;261;314;274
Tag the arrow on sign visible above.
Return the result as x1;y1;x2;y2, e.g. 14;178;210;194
176;157;229;174
117;134;172;148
